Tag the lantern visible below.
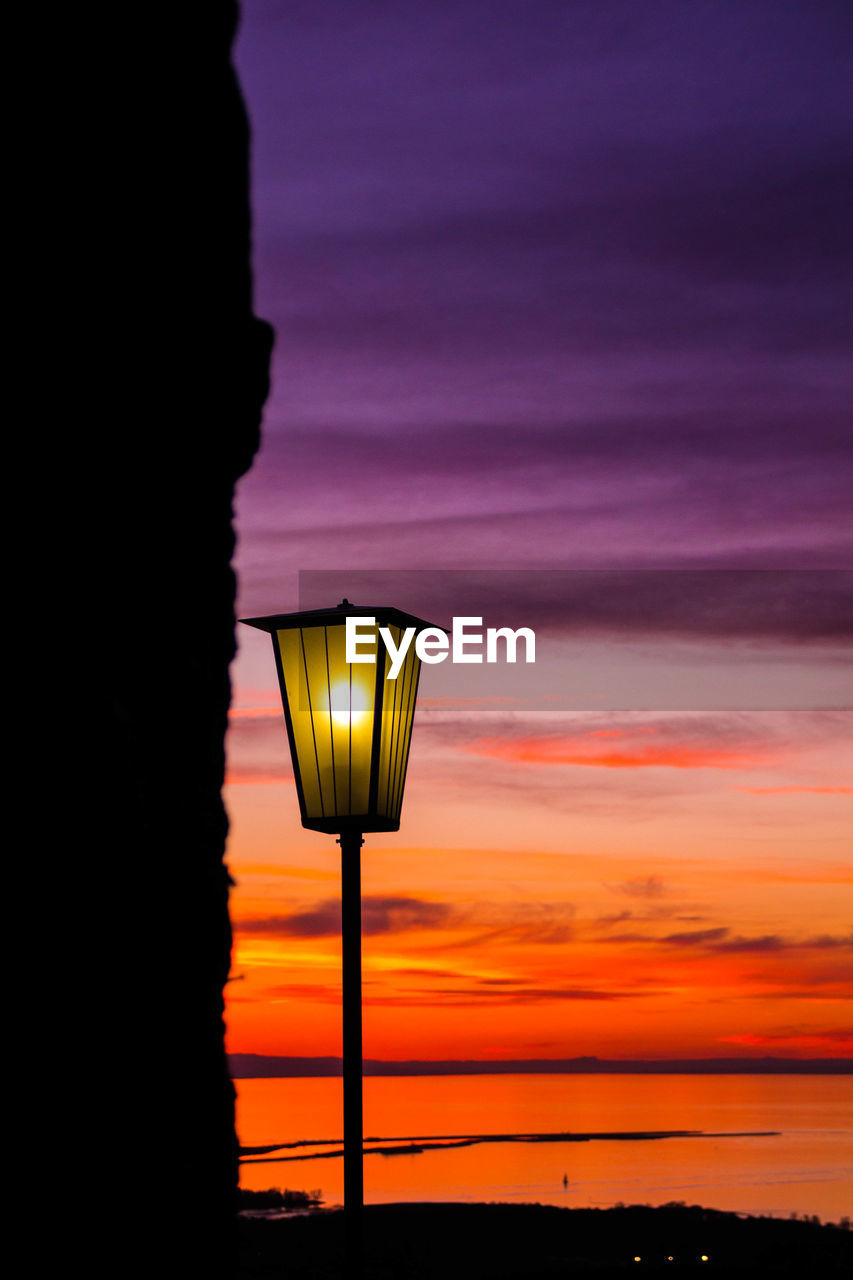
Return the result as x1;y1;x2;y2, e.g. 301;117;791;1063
240;598;440;1270
241;600;436;834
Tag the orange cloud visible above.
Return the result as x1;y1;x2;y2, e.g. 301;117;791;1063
722;1030;853;1052
735;785;853;795
224;697;851;1060
464;736;767;769
587;727;660;739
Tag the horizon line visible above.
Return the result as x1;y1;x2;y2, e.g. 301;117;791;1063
228;1053;852;1078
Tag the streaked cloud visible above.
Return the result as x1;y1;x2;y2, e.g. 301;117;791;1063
610;876;664;898
735;785;853;796
235;894;577;945
226;0;853;1062
659;929;853;953
462;732;769;771
237;895;453;938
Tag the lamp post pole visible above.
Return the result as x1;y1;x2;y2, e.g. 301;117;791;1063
241;602;440;1278
339;829;364;1275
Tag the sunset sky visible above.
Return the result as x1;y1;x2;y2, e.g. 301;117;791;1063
224;1;852;1063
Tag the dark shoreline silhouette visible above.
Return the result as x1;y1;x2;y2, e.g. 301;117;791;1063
240;1128;779;1165
237;1202;853;1277
239;1187;323;1211
231;1054;852;1077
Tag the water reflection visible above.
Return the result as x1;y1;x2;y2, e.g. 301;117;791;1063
235;1073;852;1221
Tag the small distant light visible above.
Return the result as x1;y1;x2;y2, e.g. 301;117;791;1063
666;1257;675;1263
634;1257;642;1263
700;1256;710;1263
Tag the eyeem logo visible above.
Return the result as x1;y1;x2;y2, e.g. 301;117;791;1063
346;616;536;679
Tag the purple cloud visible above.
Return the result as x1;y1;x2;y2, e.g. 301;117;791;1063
610;876;666;899
236;895;578;944
238;895;453;938
233;0;852;594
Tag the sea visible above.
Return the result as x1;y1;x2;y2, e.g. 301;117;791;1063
236;1073;852;1223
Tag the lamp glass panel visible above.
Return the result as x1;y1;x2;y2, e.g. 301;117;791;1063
277;627;324;818
376;624;421;822
326;621;374;816
275;622;379;822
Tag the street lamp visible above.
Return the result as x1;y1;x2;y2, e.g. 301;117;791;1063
240;599;436;1270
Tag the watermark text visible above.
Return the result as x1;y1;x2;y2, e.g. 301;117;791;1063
346;616;535;679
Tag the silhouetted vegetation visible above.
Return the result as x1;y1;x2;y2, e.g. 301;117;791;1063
238;1186;323;1211
237;1201;853;1277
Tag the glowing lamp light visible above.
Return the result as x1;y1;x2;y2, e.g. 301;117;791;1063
242;600;436;834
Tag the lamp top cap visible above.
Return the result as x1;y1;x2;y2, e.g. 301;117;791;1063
240;601;446;634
